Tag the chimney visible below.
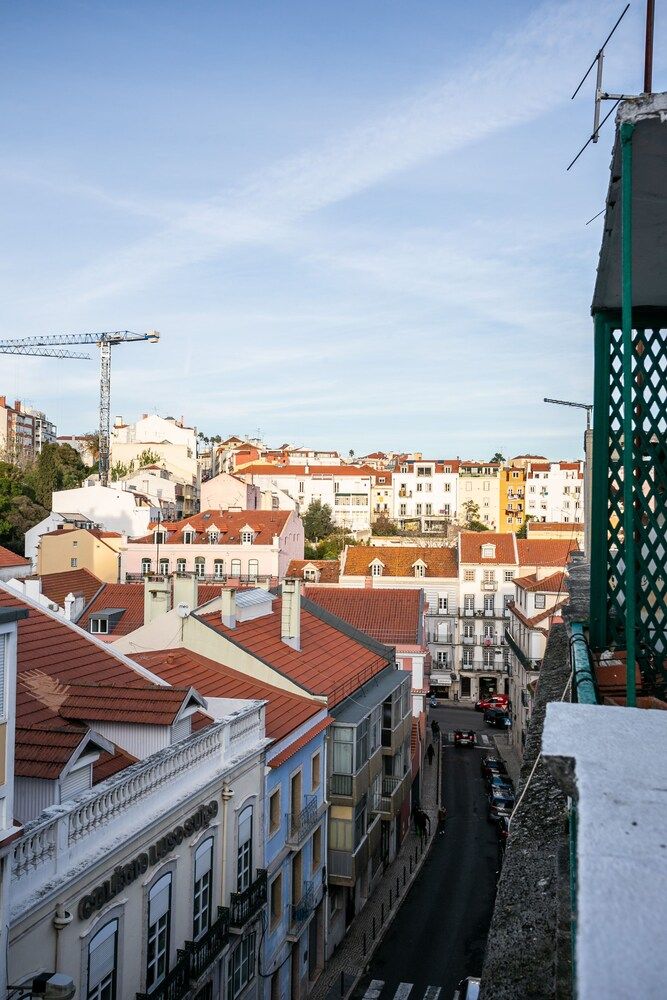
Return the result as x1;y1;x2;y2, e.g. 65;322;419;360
144;576;172;625
173;573;198;612
221;587;237;629
281;578;301;650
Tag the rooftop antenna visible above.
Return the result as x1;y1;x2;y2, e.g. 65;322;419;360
566;3;636;170
544;397;593;431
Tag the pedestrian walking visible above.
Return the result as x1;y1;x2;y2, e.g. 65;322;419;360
437;805;447;834
427;743;434;766
431;719;438;740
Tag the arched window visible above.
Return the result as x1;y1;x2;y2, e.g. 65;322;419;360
194;556;205;578
248;559;259;582
141;558;152;576
237;805;253;892
159;558;169;576
193;837;214;940
87;919;118;1000
214;559;225;580
230;558;242;579
176;558;187;574
147;873;172;989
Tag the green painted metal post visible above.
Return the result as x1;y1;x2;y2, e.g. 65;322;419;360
589;311;612;649
621;121;637;707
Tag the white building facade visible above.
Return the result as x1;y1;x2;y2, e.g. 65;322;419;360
525;461;585;524
391;460;459;533
240;466;373;534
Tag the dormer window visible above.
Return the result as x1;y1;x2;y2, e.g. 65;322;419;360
481;544;496;559
154;529;166;544
241;529;254;544
90;617;109;635
183;529;195;544
370;560;383;577
413;560;427;578
208;530;219;544
303;566;318;582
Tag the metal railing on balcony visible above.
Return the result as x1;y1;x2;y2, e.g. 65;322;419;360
290;881;315;938
481;581;498;591
230;869;267;928
286;795;318;845
126;572;274;584
186;906;231;979
459;608;476;617
136;953;190;1000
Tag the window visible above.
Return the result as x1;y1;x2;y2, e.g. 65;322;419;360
228;932;256;1000
87;919;118;1000
332;726;353;774
399;504;406;516
464;569;475;582
436;651;448;665
329;816;352;850
71;557;78;568
90;618;108;635
483;569;496;583
269;788;281;835
214;559;225;579
534;594;546;609
463;649;474;667
481;544;495;558
270;873;282;928
355;718;369;766
369;705;381;755
147;873;172;990
183;530;194;544
159;558;169;576
231;558;241;578
370;561;383;577
176;558;186;574
463;623;474;639
416;483;423;492
303;566;317;581
154;530;166;544
194;556;205;578
504;570;514;582
414;563;425;578
241;530;254;544
193;838;213;940
464;594;475;612
354;796;367;847
484;595;495;614
438;595;448;613
248;558;259;582
237;805;253;892
483;650;494;667
444;482;451;492
311;752;321;791
416;503;422;515
483;623;494;639
208;530;219;544
425;503;432;515
141;558;151;576
290;770;302;819
312;824;322;871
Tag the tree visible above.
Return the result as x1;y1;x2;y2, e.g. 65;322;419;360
83;432;100;463
302;499;335;542
28;444;88;509
0;460;47;553
136;448;161;468
516;515;534;539
490;452;505;464
111;461;131;481
372;515;400;536
461;499;489;532
348;449;355;461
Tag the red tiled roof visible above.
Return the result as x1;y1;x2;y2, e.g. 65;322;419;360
60;683;194;725
132;648;323;741
513;571;566;593
240;464;371;477
459;533;517;565
129;509;291;545
509;598;568;631
528;521;583;532
343;545;457;579
196;599;390;707
40;568;103;608
93;744;138;782
304;587;422;646
267;715;334;768
80;581;231;636
287;560;340;583
517;538;579;567
0;545;30;568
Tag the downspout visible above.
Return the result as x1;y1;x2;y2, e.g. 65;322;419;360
220;782;234;905
620;120;637;707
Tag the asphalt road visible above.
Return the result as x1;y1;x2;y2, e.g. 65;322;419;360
354;704;502;1000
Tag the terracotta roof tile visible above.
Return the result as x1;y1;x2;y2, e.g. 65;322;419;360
80;582;228;636
460;532;517;565
517;538;579;566
343;545;457;579
130;508;291;545
0;545;30;568
268;715;334;767
132;648;323;741
40;568;103;608
287;560;340;583
304;587;422;645
528;522;583;532
240;464;371;477
512;571;566;593
60;682;194;725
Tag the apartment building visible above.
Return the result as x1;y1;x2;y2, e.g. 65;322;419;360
458;462;501;529
506;569;567;753
201;471;262;512
499;466;527;532
111;413;198;484
0;397;36;461
239;464;373;534
525;460;584;524
112;580;412;955
123;509;303;582
392;459;459;533
37;525;124;582
370;470;393;523
22;406;56;453
2;583;269;1000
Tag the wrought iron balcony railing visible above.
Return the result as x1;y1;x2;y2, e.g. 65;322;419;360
286;795;319;846
230;869;267;928
136;906;233;999
136;953;190;1000
289;880;315;938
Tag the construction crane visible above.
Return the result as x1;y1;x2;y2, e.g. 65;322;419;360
0;330;159;486
543;397;593;431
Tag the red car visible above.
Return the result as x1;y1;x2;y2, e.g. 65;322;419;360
475;694;508;713
454;729;476;746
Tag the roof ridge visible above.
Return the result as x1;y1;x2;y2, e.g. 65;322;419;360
299;593;395;662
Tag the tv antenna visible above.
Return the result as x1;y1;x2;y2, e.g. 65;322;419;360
566;2;657;171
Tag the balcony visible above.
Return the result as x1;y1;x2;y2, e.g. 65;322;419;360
286;795;319;846
481;581;498;591
126;572;274;585
381;713;411;753
462;636;477;646
137;955;190;1000
459;608;476;618
230;869;267;929
372;772;410;818
186;906;231;981
398;489;412;498
288;880;315;940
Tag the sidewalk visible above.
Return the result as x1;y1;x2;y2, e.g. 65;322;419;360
492;731;522;787
312;744;440;1000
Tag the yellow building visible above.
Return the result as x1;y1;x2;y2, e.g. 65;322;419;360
499;466;527;533
37;526;123;582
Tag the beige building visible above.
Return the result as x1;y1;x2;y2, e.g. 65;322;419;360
0;397;36;462
37;525;123;582
458;462;501;529
111;413;198;484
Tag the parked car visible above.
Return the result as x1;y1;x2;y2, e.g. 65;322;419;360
488;790;515;824
475;694;508;712
497;815;510;843
454;729;476;746
481;755;508;778
453;977;480;1000
486;773;514;794
484;707;511;728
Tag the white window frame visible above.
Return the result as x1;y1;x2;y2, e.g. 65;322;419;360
228;932;256;1000
534;593;546;609
141;558;151;576
90;618;109;635
237;805;253;892
193;837;214;941
86;919;118;1000
146;872;172;990
176;558;187;574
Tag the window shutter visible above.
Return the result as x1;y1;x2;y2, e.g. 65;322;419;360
149;874;172;922
61;764;91;801
0;635;6;718
89;920;117;988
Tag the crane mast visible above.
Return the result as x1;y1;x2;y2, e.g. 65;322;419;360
0;329;159;486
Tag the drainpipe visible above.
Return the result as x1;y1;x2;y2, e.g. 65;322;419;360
53;902;73;969
220;782;234;905
621;120;637;707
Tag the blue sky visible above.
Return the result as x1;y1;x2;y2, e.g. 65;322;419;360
1;0;664;459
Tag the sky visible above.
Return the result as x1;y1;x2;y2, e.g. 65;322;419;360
0;0;664;460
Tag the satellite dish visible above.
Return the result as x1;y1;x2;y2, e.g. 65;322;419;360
176;602;191;619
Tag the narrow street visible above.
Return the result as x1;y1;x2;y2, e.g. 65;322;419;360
354;704;502;1000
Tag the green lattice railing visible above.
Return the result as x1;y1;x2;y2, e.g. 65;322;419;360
590;309;667;697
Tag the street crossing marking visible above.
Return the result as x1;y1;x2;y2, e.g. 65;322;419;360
422;988;441;1000
393;984;414;1000
362;982;385;1000
445;731;492;747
